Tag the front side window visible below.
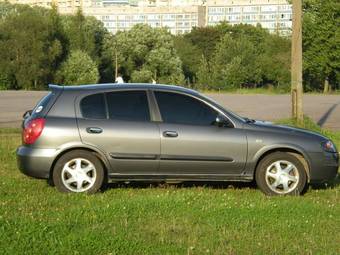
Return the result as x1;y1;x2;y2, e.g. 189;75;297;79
80;93;106;119
106;91;150;122
154;91;218;126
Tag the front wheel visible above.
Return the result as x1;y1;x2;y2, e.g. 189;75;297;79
255;152;307;196
53;150;105;194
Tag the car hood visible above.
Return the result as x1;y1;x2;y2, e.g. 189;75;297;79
247;120;328;141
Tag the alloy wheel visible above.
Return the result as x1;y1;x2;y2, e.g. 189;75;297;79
265;160;300;194
61;158;97;193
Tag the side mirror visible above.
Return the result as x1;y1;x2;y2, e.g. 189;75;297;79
215;114;233;128
23;110;32;119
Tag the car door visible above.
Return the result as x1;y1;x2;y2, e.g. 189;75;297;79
153;91;247;177
77;90;160;175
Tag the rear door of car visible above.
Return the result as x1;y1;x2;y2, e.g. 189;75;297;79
77;90;160;176
153;90;247;177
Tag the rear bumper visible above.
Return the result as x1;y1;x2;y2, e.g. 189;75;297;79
308;152;339;183
16;146;56;179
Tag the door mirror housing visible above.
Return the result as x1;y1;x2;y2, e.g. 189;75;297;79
215;114;233;128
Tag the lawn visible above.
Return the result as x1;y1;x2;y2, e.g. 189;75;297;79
0;122;339;255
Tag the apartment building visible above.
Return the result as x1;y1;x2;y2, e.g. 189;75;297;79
7;0;292;35
83;5;205;35
7;0;91;8
206;0;292;35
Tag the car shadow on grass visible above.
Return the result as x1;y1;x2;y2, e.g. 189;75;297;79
101;175;340;193
103;180;256;192
309;175;340;190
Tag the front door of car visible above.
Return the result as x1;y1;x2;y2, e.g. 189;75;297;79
153;91;247;176
77;90;160;175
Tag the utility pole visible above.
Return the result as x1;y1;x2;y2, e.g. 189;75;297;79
291;0;303;124
115;51;118;80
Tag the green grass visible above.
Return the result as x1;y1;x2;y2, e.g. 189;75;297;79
0;120;339;254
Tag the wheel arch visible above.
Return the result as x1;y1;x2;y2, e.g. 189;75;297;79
253;146;311;182
49;145;111;185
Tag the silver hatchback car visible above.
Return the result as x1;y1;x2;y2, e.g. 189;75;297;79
17;84;339;195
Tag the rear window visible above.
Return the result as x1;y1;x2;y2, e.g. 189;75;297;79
106;91;150;122
80;93;106;119
31;92;53;118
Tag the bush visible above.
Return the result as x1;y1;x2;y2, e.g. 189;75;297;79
56;50;99;85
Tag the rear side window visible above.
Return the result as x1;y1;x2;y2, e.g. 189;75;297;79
80;93;106;119
106;91;150;122
31;92;55;118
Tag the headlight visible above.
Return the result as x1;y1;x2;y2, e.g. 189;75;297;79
321;140;337;153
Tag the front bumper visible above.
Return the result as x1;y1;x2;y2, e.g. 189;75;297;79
308;151;339;183
16;146;57;179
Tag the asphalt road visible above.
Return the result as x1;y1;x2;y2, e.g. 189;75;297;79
0;91;339;131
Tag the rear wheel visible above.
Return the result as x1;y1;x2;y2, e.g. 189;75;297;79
255;152;307;196
53;150;105;194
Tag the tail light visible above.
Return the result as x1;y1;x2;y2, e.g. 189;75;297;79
23;118;45;145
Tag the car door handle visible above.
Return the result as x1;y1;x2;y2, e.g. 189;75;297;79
163;131;178;138
86;127;103;134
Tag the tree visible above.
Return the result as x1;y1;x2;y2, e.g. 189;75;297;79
62;10;111;82
210;34;262;90
303;0;340;92
0;6;62;89
259;35;291;91
184;26;222;63
101;32;117;82
196;55;212;90
173;36;202;86
181;22;291;90
56;50;99;85
146;47;184;84
44;4;66;84
113;24;184;84
0;71;12;90
131;69;153;83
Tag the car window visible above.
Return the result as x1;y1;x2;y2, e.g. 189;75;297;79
155;91;218;126
80;93;106;119
106;91;150;122
31;92;53;118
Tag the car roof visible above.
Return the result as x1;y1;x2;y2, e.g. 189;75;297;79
49;83;199;96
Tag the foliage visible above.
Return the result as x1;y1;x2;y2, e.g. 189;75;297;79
0;1;338;92
62;11;108;62
302;0;340;91
0;3;107;89
173;36;201;85
112;24;184;84
131;69;154;83
56;50;99;85
61;10;111;83
212;34;261;89
184;25;222;62
191;23;291;91
196;55;212;90
0;4;62;90
0;71;12;90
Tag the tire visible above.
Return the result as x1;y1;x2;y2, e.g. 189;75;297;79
255;152;307;196
53;150;105;194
